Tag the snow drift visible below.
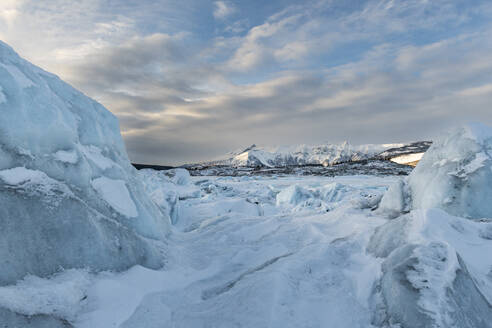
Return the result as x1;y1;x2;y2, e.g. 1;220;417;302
0;40;169;290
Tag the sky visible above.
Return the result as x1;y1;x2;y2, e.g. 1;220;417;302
1;0;492;165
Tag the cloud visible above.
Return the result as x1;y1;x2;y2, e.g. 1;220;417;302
2;0;492;165
213;1;236;20
0;0;25;28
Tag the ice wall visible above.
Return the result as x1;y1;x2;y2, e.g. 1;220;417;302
408;123;492;219
0;40;170;286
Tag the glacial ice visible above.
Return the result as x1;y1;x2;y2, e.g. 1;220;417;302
409;123;492;218
376;179;411;218
0;39;169;292
0;269;91;321
276;184;314;206
0;86;5;103
91;177;138;218
369;209;492;327
377;123;492;219
368;124;492;327
1;167;490;327
138;168;201;226
53;149;79;164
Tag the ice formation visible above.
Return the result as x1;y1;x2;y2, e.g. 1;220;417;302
138;168;200;226
377;123;492;219
369;123;492;327
0;40;169;293
369;209;492;327
408;123;492;218
376;179;411;218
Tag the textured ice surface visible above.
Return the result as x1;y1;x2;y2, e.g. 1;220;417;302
91;177;138;218
376;178;411;218
0;167;61;186
275;181;384;213
0;40;169;291
75;175;391;328
0;270;91;321
409;123;492;218
53;149;79;164
369;209;492;327
276;184;314;206
0;308;71;328
0;86;5;103
138;168;200;226
2;171;490;327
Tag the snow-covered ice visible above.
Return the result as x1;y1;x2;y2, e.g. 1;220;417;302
409;123;492;218
0;40;169;294
0;270;91;321
91;177;138;218
369;209;492;327
53;149;79;164
2;162;492;327
71;174;395;328
8;169;482;328
3;153;492;327
0;166;60;186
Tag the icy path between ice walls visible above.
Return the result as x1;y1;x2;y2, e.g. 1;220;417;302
3;169;492;327
71;174;392;328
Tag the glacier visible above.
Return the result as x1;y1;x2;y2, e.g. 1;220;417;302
1;38;492;328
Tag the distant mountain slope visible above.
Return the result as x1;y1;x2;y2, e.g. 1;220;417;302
185;141;432;169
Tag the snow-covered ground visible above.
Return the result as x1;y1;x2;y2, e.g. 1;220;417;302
2;168;491;327
0;173;394;327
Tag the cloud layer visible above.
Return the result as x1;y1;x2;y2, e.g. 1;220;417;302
1;0;492;164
